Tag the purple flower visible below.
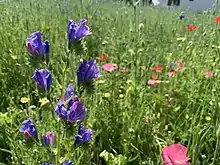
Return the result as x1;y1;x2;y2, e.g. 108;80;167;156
43;40;50;56
68;18;90;45
64;84;74;107
55;98;86;123
19;118;39;141
75;123;93;145
26;31;50;58
32;69;52;90
77;60;100;84
55;99;68;120
64;84;74;101
61;160;74;165
43;132;54;147
42;163;53;165
67;100;86;123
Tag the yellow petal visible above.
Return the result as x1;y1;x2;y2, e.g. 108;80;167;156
155;80;161;84
20;97;29;104
177;37;186;41
39;97;50;107
104;93;111;98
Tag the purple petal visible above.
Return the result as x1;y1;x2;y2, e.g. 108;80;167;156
84;60;100;81
55;99;68;120
32;69;52;90
68;20;78;42
75;20;90;41
67;101;86;123
43;40;50;56
43;135;49;146
26;31;44;56
64;84;74;101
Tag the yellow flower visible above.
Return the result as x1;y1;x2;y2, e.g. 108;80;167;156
155;80;161;84
20;97;29;104
39;97;50;107
177;37;186;41
104;93;111;98
217;46;220;49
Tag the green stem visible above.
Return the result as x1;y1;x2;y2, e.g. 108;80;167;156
212;133;220;165
0;148;12;154
48;94;56;120
56;120;62;165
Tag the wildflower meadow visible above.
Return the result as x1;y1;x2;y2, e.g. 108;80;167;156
1;0;220;164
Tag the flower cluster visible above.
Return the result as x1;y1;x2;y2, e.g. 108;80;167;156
55;84;86;123
20;18;98;164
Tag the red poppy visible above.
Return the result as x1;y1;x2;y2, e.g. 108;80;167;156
187;25;197;31
154;65;163;73
215;16;220;23
152;73;157;80
99;55;109;61
168;69;179;77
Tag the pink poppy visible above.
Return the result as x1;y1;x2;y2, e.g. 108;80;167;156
148;79;156;85
204;71;213;78
162;144;190;165
177;60;184;68
103;63;118;72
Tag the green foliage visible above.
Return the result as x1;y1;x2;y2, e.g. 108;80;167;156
0;0;220;164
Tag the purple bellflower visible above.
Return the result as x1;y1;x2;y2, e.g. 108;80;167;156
75;123;93;145
43;132;54;147
55;84;86;123
19;118;39;141
32;69;52;90
42;163;53;165
77;60;100;84
68;18;90;45
26;31;50;58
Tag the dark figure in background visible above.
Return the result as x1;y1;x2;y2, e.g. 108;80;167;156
167;0;180;6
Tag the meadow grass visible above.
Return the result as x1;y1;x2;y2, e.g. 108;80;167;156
0;0;220;164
